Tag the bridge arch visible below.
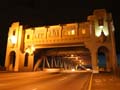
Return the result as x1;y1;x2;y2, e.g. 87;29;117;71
33;46;92;71
97;46;112;72
24;53;29;67
9;51;16;71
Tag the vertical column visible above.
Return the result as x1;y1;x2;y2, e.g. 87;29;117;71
91;50;99;73
106;53;112;72
14;51;19;72
51;57;53;68
28;54;34;71
109;20;118;75
5;50;10;71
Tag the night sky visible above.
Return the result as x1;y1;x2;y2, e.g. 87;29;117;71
0;0;119;66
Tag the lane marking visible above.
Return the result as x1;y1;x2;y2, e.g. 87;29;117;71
88;73;93;90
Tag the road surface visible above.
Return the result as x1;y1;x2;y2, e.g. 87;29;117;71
0;71;91;90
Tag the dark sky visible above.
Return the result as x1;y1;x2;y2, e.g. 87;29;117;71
0;0;119;66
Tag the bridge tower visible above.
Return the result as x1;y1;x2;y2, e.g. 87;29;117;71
5;22;34;71
86;9;117;73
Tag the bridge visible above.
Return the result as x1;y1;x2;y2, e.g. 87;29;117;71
5;9;117;74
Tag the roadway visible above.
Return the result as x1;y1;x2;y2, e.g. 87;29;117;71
0;71;92;90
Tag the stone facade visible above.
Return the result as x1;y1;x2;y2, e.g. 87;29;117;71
5;9;117;73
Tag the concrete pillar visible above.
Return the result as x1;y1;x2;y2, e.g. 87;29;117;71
51;58;53;68
91;50;99;73
28;54;34;71
5;50;10;71
106;53;111;72
14;51;19;72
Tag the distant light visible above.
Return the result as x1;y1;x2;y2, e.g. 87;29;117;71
71;54;74;57
71;68;75;71
86;68;91;71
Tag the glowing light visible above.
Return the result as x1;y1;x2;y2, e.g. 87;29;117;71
31;45;35;52
75;57;78;60
25;45;35;55
103;29;109;36
99;25;104;29
96;25;109;37
86;68;91;71
71;68;75;71
71;54;74;57
10;35;17;44
71;29;75;35
81;62;84;65
82;29;86;34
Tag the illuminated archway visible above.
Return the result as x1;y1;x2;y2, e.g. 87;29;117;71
97;46;111;72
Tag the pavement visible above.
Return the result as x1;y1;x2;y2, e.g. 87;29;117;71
91;72;120;90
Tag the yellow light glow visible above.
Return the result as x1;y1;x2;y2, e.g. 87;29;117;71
96;25;109;37
31;45;35;52
86;68;91;71
71;54;74;57
95;29;102;37
82;29;86;34
71;29;75;35
71;68;75;71
99;25;104;29
95;29;109;37
81;62;84;65
10;36;17;44
68;31;71;35
25;45;35;55
76;57;78;60
103;29;109;36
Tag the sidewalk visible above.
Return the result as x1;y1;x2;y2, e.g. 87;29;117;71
91;73;120;90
